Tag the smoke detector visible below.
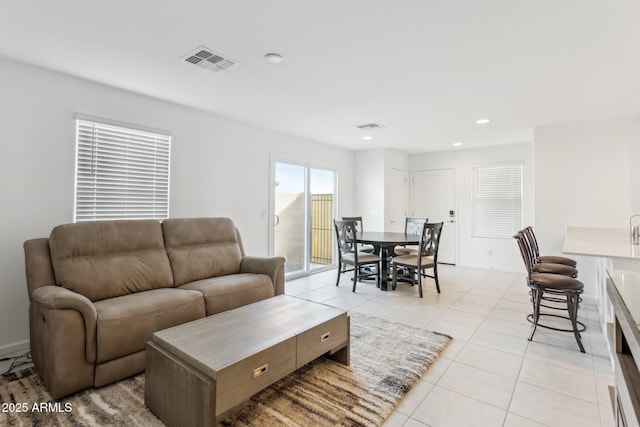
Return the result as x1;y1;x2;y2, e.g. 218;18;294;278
181;46;237;73
356;123;385;130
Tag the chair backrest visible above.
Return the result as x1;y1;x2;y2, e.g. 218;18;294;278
405;217;428;235
342;216;364;233
334;219;358;257
418;222;444;263
522;226;540;259
513;231;535;280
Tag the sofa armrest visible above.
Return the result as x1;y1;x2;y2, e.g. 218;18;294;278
239;256;286;295
31;286;98;364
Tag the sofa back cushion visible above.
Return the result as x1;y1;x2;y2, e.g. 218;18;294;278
162;217;243;286
49;220;174;301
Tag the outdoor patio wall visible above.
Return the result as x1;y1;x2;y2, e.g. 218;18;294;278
0;56;356;355
409;143;534;273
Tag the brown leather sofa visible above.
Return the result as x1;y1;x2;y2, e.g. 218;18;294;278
23;217;285;398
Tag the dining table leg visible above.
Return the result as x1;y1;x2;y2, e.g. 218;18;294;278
355;232;418;292
379;245;391;291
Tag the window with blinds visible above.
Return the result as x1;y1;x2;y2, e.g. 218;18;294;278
74;119;171;222
471;163;523;239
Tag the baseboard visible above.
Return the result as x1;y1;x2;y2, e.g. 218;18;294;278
0;340;29;358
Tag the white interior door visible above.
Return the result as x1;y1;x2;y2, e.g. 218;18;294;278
387;168;406;232
412;169;456;264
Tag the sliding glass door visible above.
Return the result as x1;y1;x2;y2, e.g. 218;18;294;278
271;161;336;277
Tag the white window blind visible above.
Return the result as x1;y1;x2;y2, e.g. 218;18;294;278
471;164;523;239
74;119;171;222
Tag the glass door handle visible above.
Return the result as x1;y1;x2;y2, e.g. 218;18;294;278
273;214;280;226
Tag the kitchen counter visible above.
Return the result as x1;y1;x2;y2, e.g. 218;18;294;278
563;226;640;331
563;226;640;260
608;269;640;329
563;229;640;424
606;269;640;426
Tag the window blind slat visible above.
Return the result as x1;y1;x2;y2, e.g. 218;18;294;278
74;119;171;222
471;164;523;239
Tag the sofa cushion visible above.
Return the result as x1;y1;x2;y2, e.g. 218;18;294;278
162;217;243;286
179;273;274;315
94;288;205;363
49;220;174;302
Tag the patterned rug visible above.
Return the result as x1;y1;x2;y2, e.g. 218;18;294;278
0;313;451;427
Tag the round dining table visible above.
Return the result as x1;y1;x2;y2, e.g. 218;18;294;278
355;231;420;291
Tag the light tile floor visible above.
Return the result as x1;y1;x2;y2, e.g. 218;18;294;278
286;265;615;427
0;264;615;427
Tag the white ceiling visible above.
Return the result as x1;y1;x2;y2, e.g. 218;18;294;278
1;0;639;153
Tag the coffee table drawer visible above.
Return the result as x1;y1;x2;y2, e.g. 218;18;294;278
216;336;296;415
297;313;348;368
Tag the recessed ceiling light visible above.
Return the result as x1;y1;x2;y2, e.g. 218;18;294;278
452;142;463;146
362;136;373;141
475;118;490;124
264;53;283;63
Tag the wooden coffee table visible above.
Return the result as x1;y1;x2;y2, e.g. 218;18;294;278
144;295;350;426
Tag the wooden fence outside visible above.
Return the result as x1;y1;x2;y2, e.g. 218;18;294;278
311;194;333;264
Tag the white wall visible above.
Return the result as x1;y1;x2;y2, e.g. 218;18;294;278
534;115;640;299
0;57;356;354
409;143;534;272
534;116;640;251
354;148;409;232
353;149;385;231
383;149;409;232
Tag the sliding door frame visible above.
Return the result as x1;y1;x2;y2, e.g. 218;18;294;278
268;154;339;280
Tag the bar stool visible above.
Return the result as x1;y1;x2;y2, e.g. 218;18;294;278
531;257;578;277
521;228;577;277
524;226;577;268
514;231;586;353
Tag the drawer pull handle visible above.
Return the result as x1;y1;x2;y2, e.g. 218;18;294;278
321;332;331;342
253;364;268;379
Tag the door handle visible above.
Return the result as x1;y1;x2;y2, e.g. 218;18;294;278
448;220;455;223
273;214;280;226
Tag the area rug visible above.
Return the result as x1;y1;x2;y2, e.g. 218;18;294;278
0;313;451;427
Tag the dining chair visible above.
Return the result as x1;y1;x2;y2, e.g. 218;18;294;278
342;216;374;253
513;230;585;352
334;219;380;292
394;217;428;256
391;222;443;297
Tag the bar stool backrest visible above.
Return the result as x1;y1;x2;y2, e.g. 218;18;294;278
522;226;541;259
514;231;536;281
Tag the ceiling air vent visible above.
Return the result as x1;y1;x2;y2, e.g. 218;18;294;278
356;123;385;130
181;46;237;73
